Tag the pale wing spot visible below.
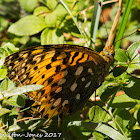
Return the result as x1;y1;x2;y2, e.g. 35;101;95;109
62;100;69;106
88;68;93;75
76;94;80;100
63;70;68;76
22;62;26;67
75;66;84;76
58;78;66;86
22;53;28;59
70;82;77;92
9;55;13;60
14;60;19;65
81;77;85;81
85;81;92;88
53;98;61;107
55;87;62;93
7;60;11;65
21;68;25;73
8;66;12;70
11;71;15;76
21;74;27;80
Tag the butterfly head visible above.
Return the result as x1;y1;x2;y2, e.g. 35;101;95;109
100;45;115;67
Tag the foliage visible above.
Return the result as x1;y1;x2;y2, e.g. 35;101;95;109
0;0;140;139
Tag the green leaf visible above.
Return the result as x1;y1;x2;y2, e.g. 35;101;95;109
5;95;25;107
137;109;140;125
115;49;129;65
19;0;38;12
1;85;43;99
115;109;132;132
34;6;50;16
45;12;57;27
111;94;137;108
95;123;127;140
1;42;19;56
8;15;47;36
0;52;5;69
68;121;98;130
0;127;13;140
9;108;18;116
8;118;46;132
98;80;120;102
0;108;11;117
68;121;127;140
126;42;140;74
89;106;109;122
92;131;105;140
41;28;64;45
0;69;7;81
0;79;15;92
126;42;140;59
123;77;140;100
46;0;58;10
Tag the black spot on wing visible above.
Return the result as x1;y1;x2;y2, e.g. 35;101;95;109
55;65;61;72
46;64;51;69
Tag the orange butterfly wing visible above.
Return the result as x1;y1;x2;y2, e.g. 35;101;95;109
5;44;108;120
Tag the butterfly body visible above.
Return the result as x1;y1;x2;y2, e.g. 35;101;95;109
4;44;114;120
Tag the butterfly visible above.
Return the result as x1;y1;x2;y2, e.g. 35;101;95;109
4;44;114;121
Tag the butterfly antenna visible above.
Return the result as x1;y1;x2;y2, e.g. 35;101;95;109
115;28;140;43
98;1;109;42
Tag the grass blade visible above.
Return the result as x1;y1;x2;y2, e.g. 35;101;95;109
90;0;103;49
115;0;134;49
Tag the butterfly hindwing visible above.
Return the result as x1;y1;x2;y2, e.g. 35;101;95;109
4;44;108;120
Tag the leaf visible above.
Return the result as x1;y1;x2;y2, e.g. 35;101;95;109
1;42;19;56
19;0;38;12
95;123;127;140
68;121;127;140
98;80;120;102
115;109;132;132
89;106;109;122
115;49;129;66
1;85;43;99
0;69;7;81
0;127;13;140
8;15;47;36
0;108;11;117
0;79;15;92
45;12;57;27
126;42;140;74
137;109;140;125
9;108;18;116
41;28;64;45
46;0;58;10
126;42;140;59
0;52;5;69
34;6;50;16
5;95;25;107
8;118;46;132
68;121;98;130
111;94;137;108
123;77;140;100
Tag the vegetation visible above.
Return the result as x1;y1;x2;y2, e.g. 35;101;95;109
0;0;140;139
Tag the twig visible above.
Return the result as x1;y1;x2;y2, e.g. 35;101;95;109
79;0;119;15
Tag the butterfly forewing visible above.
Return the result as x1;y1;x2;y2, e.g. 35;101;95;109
4;44;108;120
